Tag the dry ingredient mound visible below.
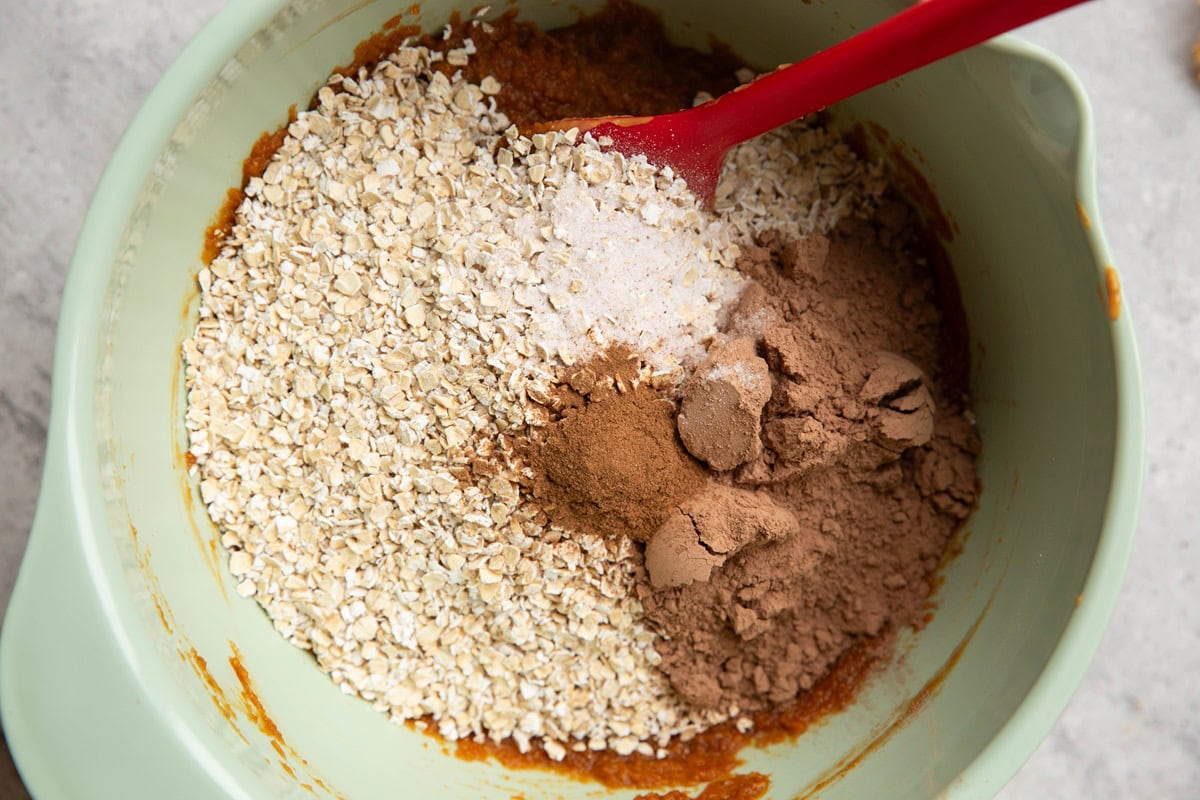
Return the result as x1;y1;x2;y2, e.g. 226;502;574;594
182;3;970;765
523;205;983;716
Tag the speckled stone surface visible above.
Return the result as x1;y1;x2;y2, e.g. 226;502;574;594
1;2;1197;798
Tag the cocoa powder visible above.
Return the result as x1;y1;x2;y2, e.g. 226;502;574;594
641;201;980;713
529;352;708;543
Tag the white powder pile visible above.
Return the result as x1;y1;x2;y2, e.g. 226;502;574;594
515;169;744;375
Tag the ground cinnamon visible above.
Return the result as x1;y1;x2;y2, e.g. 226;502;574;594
528;350;707;543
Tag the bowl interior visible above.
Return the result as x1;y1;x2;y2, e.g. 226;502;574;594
87;0;1123;797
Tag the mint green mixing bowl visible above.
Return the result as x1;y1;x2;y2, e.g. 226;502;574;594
0;1;1142;797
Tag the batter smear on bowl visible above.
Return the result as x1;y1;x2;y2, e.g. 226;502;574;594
182;0;978;786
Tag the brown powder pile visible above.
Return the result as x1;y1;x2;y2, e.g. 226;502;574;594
528;350;708;543
641;202;979;713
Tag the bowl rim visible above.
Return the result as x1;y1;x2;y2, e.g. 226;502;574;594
1;2;1144;798
938;32;1144;797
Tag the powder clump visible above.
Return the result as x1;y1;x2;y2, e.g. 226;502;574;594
645;486;798;589
677;338;771;471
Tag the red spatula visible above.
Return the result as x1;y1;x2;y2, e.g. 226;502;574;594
534;0;1093;203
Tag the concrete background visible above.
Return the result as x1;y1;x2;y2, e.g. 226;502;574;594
1;1;1196;797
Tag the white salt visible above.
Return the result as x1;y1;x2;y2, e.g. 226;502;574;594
515;167;744;374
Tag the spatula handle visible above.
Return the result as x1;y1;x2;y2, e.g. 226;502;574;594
696;0;1094;149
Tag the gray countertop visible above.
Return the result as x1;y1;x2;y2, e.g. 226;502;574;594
1;1;1197;797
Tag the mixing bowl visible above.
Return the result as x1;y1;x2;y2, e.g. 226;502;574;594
0;1;1142;797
